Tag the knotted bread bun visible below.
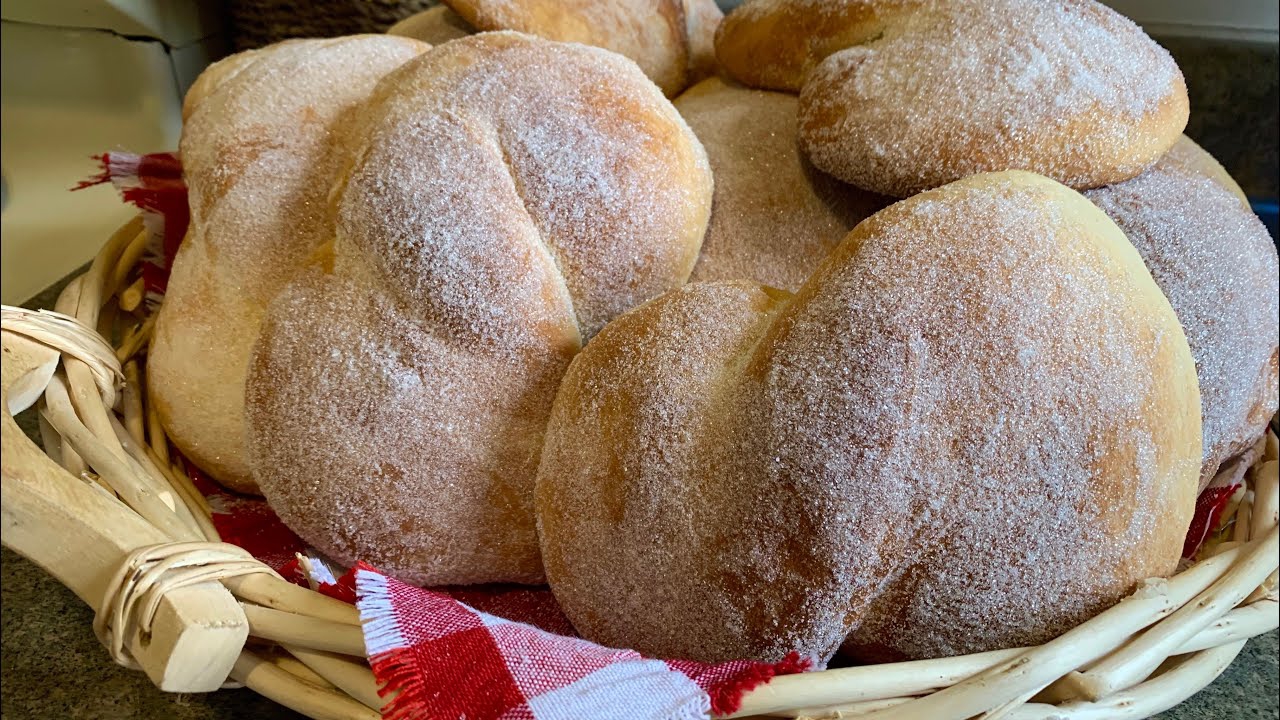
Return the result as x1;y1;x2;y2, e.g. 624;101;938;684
389;0;722;96
246;32;712;586
717;0;1188;197
675;76;889;291
537;171;1200;662
149;36;429;493
1086;137;1279;491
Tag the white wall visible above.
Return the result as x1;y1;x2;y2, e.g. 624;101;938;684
0;21;182;304
0;1;223;304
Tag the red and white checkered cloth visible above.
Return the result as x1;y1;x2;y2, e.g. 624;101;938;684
73;151;187;307
84;150;1247;720
352;568;808;720
284;557;810;718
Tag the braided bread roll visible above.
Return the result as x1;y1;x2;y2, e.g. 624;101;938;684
389;0;723;96
246;32;712;585
537;172;1200;662
716;0;1188;197
149;36;429;493
1086;137;1279;491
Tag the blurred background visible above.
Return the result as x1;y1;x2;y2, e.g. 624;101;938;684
1;0;1277;304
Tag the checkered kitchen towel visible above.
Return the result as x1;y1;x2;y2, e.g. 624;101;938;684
353;568;808;720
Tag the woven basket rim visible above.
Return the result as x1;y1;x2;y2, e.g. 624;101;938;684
0;215;1275;720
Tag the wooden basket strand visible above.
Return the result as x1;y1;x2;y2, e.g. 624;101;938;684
1;216;1276;720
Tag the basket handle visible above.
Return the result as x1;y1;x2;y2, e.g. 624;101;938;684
1;329;249;692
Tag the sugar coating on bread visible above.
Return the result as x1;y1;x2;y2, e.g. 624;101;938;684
149;36;428;493
1086;138;1279;491
716;0;908;92
443;0;692;95
676;77;888;291
718;0;1187;196
247;32;712;585
537;172;1200;662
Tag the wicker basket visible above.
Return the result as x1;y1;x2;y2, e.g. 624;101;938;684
0;216;1276;720
228;0;437;50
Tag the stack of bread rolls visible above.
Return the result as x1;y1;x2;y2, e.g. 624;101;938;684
152;0;1279;665
387;0;723;97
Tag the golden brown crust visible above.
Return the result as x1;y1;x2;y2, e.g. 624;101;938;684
718;0;1188;197
385;5;475;45
675;77;889;290
716;0;913;92
537;171;1200;662
1086;137;1279;491
443;0;691;96
151;36;429;494
246;32;712;585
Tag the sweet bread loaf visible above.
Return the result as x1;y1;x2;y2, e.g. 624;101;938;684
1086;137;1279;491
386;5;473;46
717;0;1189;197
149;36;429;493
390;0;723;96
537;171;1200;662
246;32;712;585
675;76;888;291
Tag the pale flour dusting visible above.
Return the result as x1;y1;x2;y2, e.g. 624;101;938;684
675;77;889;291
247;33;712;585
795;0;1185;196
1086;139;1280;488
150;36;428;489
537;174;1199;662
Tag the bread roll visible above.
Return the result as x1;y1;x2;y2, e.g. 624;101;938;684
386;5;473;45
246;32;712;586
683;0;724;83
149;36;428;494
181;43;286;122
537;171;1200;662
717;0;1188;197
435;0;719;96
1086;137;1279;491
675;76;888;291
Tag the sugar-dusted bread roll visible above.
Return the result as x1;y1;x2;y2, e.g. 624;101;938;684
537;172;1200;662
246;32;712;585
675;77;888;291
397;0;722;96
717;0;1188;197
1086;137;1279;491
149;36;429;493
386;5;473;45
683;0;724;82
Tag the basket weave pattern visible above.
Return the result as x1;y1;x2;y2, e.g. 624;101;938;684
228;0;436;50
0;216;1276;719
